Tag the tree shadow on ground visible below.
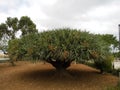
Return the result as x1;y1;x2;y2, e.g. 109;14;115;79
19;68;100;84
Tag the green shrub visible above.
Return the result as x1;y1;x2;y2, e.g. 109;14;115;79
94;55;114;73
112;68;120;76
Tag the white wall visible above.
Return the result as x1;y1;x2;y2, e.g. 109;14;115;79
113;61;120;69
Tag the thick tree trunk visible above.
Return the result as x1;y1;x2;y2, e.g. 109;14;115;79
48;60;71;70
47;59;72;78
100;69;105;74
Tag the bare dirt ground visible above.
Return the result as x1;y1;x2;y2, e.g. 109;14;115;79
0;61;119;90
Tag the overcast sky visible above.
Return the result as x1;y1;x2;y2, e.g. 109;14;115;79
0;0;120;38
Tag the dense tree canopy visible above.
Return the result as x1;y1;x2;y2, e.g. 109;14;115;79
19;16;38;36
0;16;38;39
6;17;19;39
96;34;118;49
8;28;117;72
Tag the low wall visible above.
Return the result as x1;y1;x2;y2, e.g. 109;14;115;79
0;58;10;63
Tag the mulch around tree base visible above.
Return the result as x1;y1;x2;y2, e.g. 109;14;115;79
0;61;119;90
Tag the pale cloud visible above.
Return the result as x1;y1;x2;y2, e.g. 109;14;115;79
0;0;26;12
79;1;120;37
28;0;57;6
0;0;120;38
0;13;8;23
